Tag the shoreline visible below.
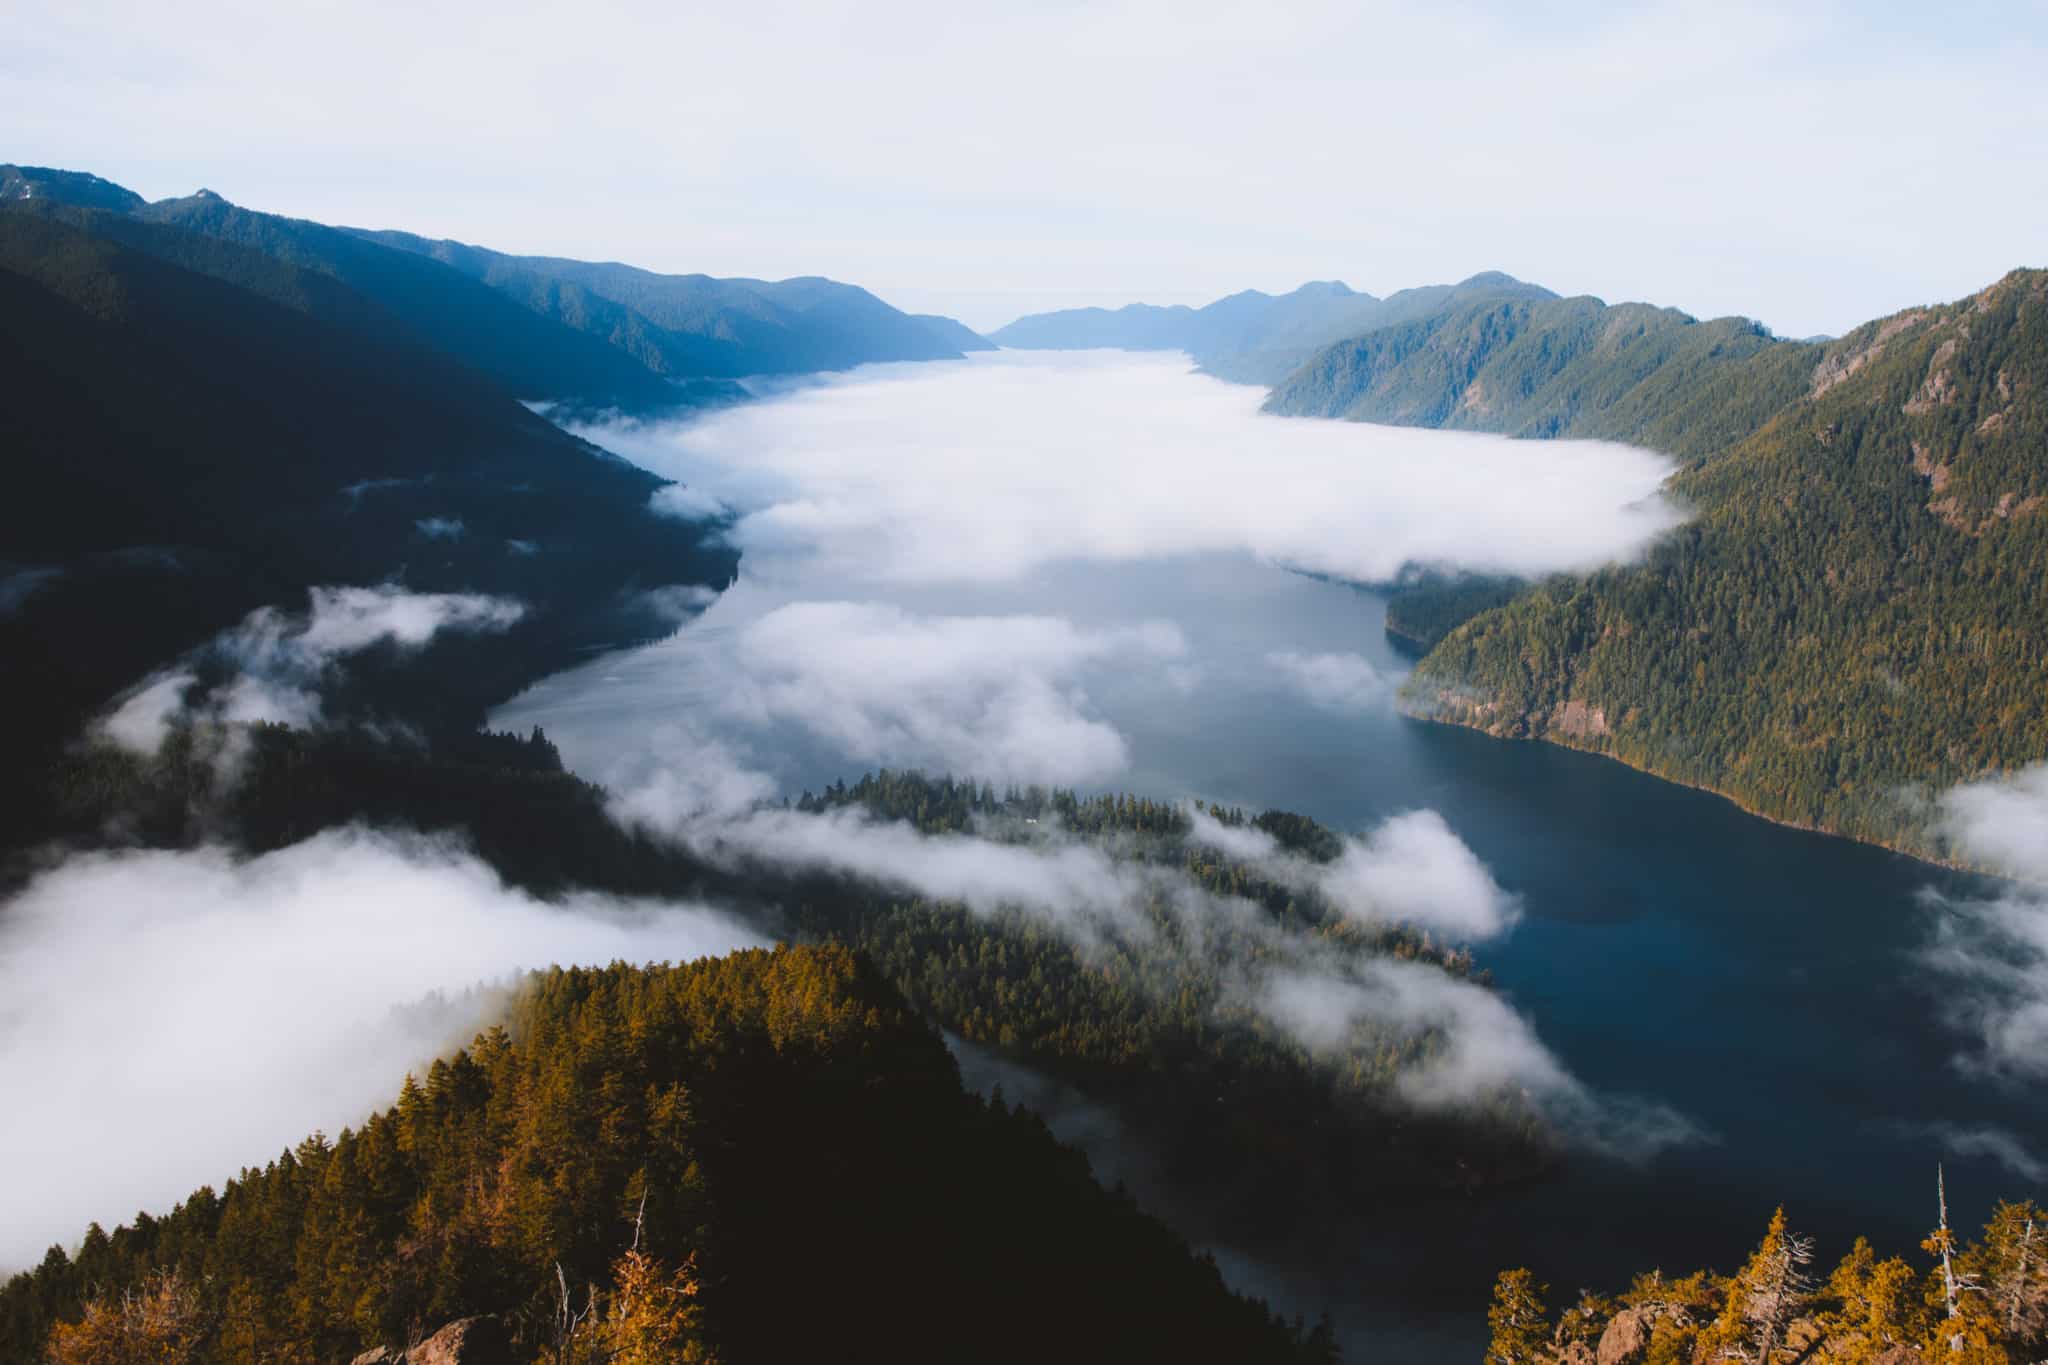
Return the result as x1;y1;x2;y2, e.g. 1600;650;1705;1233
1394;697;1990;880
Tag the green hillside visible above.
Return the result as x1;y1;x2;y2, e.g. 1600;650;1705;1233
1263;291;1818;460
0;947;1333;1364
1271;272;2048;858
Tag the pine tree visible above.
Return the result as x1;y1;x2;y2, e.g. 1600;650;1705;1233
1487;1268;1551;1364
1707;1208;1814;1365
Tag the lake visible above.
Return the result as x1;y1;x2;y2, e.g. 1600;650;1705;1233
495;353;2040;1359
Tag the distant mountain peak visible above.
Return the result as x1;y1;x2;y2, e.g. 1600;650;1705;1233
1456;270;1529;289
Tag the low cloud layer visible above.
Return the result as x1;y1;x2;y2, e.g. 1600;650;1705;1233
551;597;1190;792
605;728;1678;1156
1187;805;1521;941
1257;963;1700;1159
0;828;765;1271
1921;765;2048;1080
577;351;1683;588
1265;650;1385;713
729;603;1184;784
100;585;524;754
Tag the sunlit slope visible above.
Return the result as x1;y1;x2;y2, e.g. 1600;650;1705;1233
1264;290;1819;460
1381;271;2048;855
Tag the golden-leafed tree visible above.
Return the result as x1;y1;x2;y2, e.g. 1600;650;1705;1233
1487;1268;1550;1364
45;1271;208;1365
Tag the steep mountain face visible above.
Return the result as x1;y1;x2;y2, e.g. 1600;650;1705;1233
0;206;736;771
992;272;1557;384
1381;270;2048;857
354;227;968;377
0;948;1331;1365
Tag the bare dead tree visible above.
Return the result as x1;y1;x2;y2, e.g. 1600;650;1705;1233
552;1261;597;1363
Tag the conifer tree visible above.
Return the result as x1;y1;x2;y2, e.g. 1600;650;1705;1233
1487;1268;1551;1364
1706;1208;1814;1365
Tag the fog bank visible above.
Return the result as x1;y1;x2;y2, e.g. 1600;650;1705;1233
583;350;1682;588
0;828;764;1269
1922;765;2048;1080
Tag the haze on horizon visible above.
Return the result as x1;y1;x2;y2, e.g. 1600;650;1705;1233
9;0;2046;339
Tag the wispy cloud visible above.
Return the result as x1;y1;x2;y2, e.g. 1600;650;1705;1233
98;585;524;755
605;724;1680;1157
1884;1121;2048;1184
1265;650;1386;713
1186;804;1521;941
1921;764;2048;1080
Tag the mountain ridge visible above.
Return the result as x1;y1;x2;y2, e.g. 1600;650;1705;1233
992;272;1558;384
0;163;973;410
1267;268;2048;861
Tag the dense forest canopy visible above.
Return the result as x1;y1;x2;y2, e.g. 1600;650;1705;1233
0;947;1336;1363
1268;270;2048;859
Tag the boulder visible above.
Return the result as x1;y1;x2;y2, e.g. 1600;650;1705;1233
348;1351;404;1365
409;1316;512;1365
1871;1349;1927;1365
1596;1307;1652;1365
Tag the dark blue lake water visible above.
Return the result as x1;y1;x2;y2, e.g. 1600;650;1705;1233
495;361;2039;1359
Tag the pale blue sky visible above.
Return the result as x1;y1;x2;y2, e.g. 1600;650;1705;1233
7;0;2045;336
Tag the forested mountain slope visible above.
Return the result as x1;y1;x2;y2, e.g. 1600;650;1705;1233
0;206;736;789
24;736;1545;1242
992;273;1556;384
0;947;1333;1364
353;227;970;378
127;189;703;416
1;163;971;409
1263;290;1819;459
1278;271;2048;857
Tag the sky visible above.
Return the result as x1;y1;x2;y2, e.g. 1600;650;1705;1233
8;0;2047;335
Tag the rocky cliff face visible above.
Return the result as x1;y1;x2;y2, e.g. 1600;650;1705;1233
350;1316;510;1365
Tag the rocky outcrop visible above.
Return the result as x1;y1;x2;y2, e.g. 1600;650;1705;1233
1551;698;1610;739
411;1317;511;1365
1871;1347;1927;1365
1594;1306;1652;1365
348;1316;510;1365
1811;308;1926;397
